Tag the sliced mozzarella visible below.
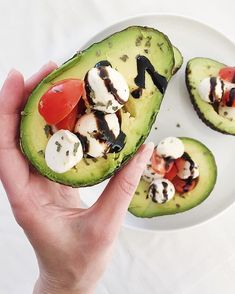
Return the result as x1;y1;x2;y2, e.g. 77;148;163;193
218;104;235;121
75;112;120;158
176;160;199;179
86;66;129;113
148;178;175;204
45;130;83;173
198;77;234;103
142;160;163;183
156;137;184;159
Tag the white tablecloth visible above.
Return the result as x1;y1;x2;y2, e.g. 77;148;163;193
1;1;235;293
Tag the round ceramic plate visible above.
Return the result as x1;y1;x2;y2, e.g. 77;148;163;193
79;14;235;231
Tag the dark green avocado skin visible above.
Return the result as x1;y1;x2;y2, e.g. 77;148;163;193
185;57;235;135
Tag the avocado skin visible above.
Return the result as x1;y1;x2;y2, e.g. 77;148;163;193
185;57;235;135
20;26;176;187
128;137;217;218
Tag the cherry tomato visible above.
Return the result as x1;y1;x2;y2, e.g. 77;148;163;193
172;176;197;193
219;67;235;83
38;79;84;125
55;98;86;131
221;89;235;107
165;164;178;181
151;152;173;175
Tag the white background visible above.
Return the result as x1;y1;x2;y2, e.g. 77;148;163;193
1;0;235;293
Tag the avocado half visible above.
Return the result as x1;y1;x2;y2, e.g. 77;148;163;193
128;137;217;218
20;26;177;187
186;57;235;135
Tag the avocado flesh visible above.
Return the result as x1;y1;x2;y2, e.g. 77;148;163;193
128;137;217;218
186;57;235;135
172;46;183;74
20;26;175;187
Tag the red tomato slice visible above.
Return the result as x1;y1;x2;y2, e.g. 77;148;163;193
172;176;196;193
151;153;173;175
55;98;86;131
38;79;84;125
165;164;178;181
219;67;235;83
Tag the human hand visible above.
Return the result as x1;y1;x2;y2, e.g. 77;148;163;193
0;65;154;294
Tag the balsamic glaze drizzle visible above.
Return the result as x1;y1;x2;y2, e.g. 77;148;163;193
181;152;195;193
226;88;235;107
131;55;168;98
95;60;112;68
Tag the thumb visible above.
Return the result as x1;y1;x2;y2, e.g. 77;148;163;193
91;142;154;228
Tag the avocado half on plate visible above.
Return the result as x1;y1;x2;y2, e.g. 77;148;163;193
20;26;183;187
129;137;217;218
186;57;235;135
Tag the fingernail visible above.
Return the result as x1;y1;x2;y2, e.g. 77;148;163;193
137;142;154;161
8;68;18;77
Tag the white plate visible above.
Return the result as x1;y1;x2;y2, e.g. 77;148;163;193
79;14;235;231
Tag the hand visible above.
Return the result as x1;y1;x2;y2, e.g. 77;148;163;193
0;64;154;294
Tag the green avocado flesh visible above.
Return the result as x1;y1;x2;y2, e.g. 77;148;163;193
186;57;235;135
172;46;183;74
20;26;175;187
128;137;217;218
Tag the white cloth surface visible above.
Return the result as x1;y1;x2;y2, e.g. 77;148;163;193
1;0;235;293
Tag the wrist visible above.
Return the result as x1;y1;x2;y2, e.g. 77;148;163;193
33;275;95;294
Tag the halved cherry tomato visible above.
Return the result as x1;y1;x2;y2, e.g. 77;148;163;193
55;98;86;131
165;164;178;181
221;89;235;107
219;67;235;83
151;152;173;175
38;79;84;125
172;176;197;193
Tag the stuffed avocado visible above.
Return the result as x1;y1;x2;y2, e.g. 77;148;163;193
128;137;217;218
186;57;235;135
20;26;180;187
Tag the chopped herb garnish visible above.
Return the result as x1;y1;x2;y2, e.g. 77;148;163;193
157;42;164;51
44;125;52;138
83;158;90;166
55;141;62;152
176;204;180;208
73;142;80;156
66;150;69;156
37;150;44;156
106;100;113;109
112;106;118;112
144;49;149;54
96;50;101;57
224;111;228;116
91;158;98;163
95;101;106;107
145;36;152;47
135;35;143;46
135;191;140;195
176;123;181;128
154;127;158;130
61;136;64;140
120;54;129;62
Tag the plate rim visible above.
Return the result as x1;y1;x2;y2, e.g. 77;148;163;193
79;13;235;232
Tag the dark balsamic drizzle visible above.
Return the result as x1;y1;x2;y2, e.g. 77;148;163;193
181;152;196;193
76;134;89;154
84;72;95;106
98;67;125;105
95;60;112;68
162;181;169;203
208;77;217;103
226;88;235;107
78;111;126;156
132;55;168;98
131;87;143;99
